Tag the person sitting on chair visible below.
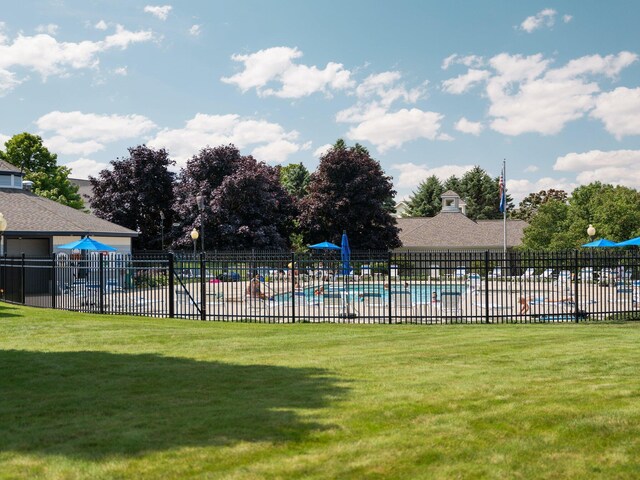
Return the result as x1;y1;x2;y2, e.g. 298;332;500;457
246;274;270;300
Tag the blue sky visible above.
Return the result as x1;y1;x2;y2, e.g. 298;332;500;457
2;0;639;202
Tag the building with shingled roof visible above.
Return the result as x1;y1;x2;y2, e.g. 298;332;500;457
0;159;136;255
395;190;527;251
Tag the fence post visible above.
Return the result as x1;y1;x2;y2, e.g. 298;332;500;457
51;253;57;310
168;252;175;318
484;250;490;324
388;251;392;324
21;253;26;305
291;252;296;323
574;250;580;323
200;252;206;321
99;253;105;314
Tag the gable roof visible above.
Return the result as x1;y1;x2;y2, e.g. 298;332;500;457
0;159;22;174
397;212;527;249
0;187;136;237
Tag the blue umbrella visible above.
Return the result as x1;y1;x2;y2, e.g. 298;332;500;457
341;231;351;275
615;236;640;247
582;238;618;247
57;236;118;251
308;241;341;250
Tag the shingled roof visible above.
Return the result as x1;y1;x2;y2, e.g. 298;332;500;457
0;187;136;237
0;159;21;173
397;211;527;249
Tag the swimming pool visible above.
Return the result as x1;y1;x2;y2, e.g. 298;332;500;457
276;283;467;304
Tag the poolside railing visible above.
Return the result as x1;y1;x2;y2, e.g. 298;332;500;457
1;249;640;324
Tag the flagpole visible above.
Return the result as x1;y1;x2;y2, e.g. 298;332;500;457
502;159;507;260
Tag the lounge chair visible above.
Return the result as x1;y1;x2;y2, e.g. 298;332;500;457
488;267;503;278
454;267;467;278
439;291;462;315
521;268;535;279
539;269;554;280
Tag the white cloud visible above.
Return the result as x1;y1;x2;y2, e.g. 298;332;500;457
63;158;108;179
0;68;20;96
554;149;640;190
35;24;58;35
251;140;301;164
43;135;105;156
189;24;201;36
524;165;539;173
590;87;640;139
221;46;354;98
147;113;304;165
482;51;637;136
507;177;577;204
94;20;108;30
313;143;332;158
0;25;153;94
442;68;490;94
441;54;484;70
37;111;157;143
391;162;475;190
336;70;441;152
454;117;483;135
0;133;10;146
563;14;573;23
144;5;172;20
344;108;444;153
520;8;557;33
114;66;127;76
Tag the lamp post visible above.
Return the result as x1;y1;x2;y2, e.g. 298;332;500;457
0;212;6;256
587;224;596;268
190;228;199;257
159;211;165;251
196;195;205;253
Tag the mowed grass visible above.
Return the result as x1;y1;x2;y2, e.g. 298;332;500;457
2;303;640;479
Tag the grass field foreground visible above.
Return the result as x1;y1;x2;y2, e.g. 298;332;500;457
2;302;640;479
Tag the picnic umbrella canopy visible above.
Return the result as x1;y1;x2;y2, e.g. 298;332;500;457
308;241;341;250
581;238;618;247
615;236;640;247
341;231;351;275
57;236;118;251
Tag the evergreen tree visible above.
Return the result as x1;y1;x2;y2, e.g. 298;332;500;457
405;175;443;217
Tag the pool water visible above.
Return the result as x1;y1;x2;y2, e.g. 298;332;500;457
277;283;467;304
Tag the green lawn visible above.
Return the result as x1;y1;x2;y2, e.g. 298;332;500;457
2;303;640;479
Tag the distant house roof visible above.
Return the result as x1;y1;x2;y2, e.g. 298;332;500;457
397;212;527;249
70;178;93;208
0;187;136;237
0;159;22;174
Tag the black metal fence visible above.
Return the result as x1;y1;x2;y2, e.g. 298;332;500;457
1;249;640;324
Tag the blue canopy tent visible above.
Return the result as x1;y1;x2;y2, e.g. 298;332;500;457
615;236;640;247
308;241;341;250
341;231;351;275
582;238;618;247
58;236;118;251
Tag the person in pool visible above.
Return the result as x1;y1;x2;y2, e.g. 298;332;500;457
246;274;271;300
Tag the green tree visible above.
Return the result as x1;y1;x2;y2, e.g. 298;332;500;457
511;189;568;222
405;175;443;217
279;163;310;198
521;199;572;250
458;166;514;220
521;182;640;249
0;132;83;209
